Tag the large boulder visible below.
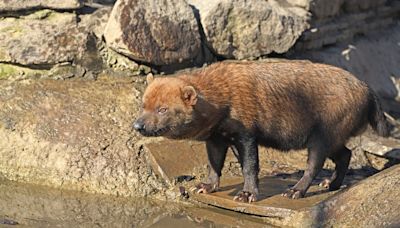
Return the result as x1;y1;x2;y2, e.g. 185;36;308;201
188;0;309;60
0;10;89;65
104;0;201;66
0;0;83;12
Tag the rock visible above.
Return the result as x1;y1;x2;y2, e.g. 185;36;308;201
0;62;92;80
0;10;89;65
289;164;400;227
0;0;83;12
288;0;344;18
292;24;400;100
347;129;400;171
48;64;87;79
145;140;207;184
78;6;112;39
103;47;141;73
84;0;116;5
359;134;400;160
344;0;387;13
310;0;344;19
0;78;163;197
0;63;48;80
104;0;201;66
188;0;309;60
290;0;382;18
76;6;114;74
0;218;18;225
296;1;400;50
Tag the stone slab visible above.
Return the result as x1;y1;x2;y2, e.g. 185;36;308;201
360;134;400;160
0;0;83;12
189;176;337;218
145;140;208;184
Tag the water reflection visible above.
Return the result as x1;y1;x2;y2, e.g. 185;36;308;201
0;178;270;227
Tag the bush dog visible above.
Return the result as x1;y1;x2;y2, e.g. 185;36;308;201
133;60;390;202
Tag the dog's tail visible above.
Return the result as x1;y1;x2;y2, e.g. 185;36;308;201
368;90;391;137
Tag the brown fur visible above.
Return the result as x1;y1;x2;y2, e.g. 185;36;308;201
134;60;390;201
139;60;386;145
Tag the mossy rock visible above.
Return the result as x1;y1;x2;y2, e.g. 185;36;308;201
0;10;88;65
0;63;48;79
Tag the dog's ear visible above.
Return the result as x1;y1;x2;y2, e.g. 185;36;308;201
146;73;154;85
182;86;197;106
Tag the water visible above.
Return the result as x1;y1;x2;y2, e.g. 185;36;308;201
0;178;271;228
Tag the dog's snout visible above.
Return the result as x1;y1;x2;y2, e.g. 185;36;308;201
133;120;145;132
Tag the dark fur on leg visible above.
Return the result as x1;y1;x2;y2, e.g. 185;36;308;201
194;134;228;194
320;146;351;190
232;133;259;202
283;134;328;199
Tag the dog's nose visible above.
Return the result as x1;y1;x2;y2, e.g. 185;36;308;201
133;120;145;131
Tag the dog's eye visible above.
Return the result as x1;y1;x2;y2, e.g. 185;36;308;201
158;107;168;114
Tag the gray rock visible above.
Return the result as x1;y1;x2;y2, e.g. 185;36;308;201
188;0;309;60
288;0;344;19
78;6;112;39
359;134;400;160
302;0;392;19
0;0;83;12
0;10;88;65
84;0;116;5
292;24;400;100
76;6;113;73
296;1;400;50
344;0;387;13
310;0;344;19
104;0;201;66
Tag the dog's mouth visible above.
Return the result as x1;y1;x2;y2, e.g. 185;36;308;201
139;126;170;137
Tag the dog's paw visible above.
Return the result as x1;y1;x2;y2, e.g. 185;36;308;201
282;189;304;199
233;191;257;203
190;183;216;194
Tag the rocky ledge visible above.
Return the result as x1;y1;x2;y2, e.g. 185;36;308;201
0;77;164;197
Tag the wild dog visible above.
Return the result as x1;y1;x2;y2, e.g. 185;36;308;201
134;60;390;202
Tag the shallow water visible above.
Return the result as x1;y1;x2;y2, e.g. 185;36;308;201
0;177;271;228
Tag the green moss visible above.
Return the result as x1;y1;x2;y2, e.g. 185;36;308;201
24;9;54;20
0;63;48;79
23;9;71;23
0;64;18;79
